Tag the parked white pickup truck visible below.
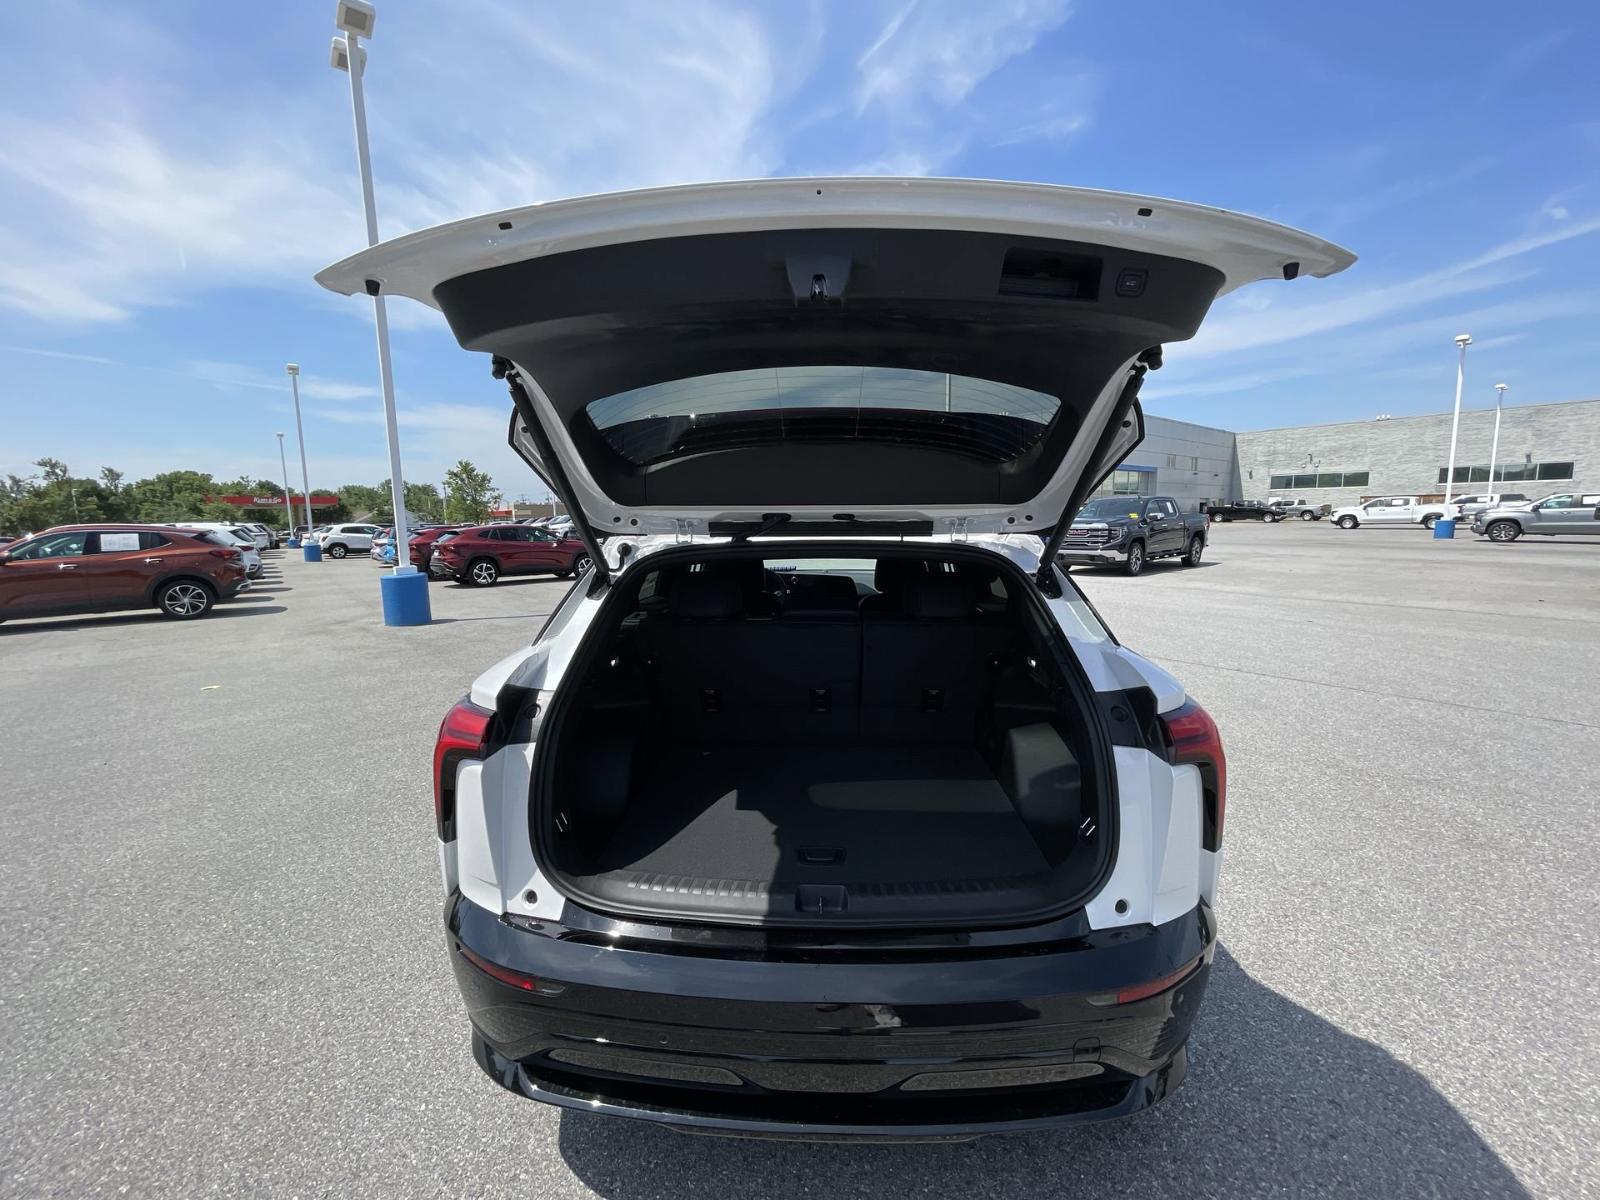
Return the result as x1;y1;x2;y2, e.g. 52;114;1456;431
1329;496;1450;529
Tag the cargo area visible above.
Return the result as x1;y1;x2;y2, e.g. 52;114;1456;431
537;549;1111;927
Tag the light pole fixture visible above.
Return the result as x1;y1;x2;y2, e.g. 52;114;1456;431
286;363;319;558
276;432;293;544
330;0;429;624
1437;334;1471;539
1488;383;1507;500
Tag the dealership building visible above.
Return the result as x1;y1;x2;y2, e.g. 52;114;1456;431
1108;397;1600;512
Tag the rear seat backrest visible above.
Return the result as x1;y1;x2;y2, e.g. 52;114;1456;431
643;564;860;742
861;573;991;742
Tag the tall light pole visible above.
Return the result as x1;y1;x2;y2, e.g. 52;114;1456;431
286;364;317;554
1488;383;1507;499
1436;334;1471;538
331;0;429;624
276;432;293;541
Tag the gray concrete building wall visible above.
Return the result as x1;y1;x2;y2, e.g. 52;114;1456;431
1112;414;1240;512
1234;399;1600;507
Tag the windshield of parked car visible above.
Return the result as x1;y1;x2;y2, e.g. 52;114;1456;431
1075;497;1143;519
7;531;88;559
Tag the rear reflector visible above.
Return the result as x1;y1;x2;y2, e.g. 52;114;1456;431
1088;953;1205;1007
457;944;564;995
433;696;493;841
1161;698;1227;851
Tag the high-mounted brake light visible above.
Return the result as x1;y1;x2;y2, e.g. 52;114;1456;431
1162;699;1226;850
433;696;493;841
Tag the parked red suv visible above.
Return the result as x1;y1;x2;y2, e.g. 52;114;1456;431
403;524;468;570
0;524;250;622
427;524;591;586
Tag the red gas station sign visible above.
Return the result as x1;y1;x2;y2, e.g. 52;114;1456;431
209;494;341;508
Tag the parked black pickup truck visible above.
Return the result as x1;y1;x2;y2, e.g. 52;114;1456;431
1054;495;1210;576
1204;499;1284;522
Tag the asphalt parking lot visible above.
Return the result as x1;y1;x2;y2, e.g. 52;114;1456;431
3;524;1596;1198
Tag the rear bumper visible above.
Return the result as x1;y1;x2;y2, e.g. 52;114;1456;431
448;894;1215;1140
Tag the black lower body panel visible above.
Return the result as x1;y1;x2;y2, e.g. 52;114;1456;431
447;894;1215;1140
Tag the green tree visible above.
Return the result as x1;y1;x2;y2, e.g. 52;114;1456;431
34;457;69;484
403;481;442;522
444;460;496;523
123;470;218;523
334;483;386;520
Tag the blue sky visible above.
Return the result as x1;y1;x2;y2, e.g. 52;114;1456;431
1;0;1596;499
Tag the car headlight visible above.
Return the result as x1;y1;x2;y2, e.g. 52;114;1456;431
1103;527;1125;543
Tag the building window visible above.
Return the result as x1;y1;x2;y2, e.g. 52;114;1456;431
1269;469;1369;490
1094;468;1155;496
1436;461;1574;484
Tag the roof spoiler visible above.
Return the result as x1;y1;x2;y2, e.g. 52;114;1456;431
494;357;612;591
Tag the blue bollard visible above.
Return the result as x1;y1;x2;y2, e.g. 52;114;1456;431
286;538;300;548
1432;518;1456;540
303;542;323;561
380;570;432;626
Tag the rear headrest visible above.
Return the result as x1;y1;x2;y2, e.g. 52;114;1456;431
903;574;975;619
784;573;860;612
670;570;744;619
873;557;927;594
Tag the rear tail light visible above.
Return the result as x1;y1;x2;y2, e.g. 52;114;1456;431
1162;699;1226;850
208;547;241;560
433;696;494;841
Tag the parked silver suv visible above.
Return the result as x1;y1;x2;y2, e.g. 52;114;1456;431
1472;493;1600;542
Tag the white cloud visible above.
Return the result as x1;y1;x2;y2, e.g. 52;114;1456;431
855;0;1073;112
181;360;377;403
0;117;359;323
1188;212;1600;359
0;1;795;327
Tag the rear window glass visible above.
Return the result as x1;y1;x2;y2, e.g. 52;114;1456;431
585;366;1061;468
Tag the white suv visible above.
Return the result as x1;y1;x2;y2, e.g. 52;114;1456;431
318;178;1353;1139
315;523;380;557
171;522;262;577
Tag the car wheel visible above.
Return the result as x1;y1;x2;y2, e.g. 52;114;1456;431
572;554;592;576
156;579;214;619
1337;515;1358;529
468;557;500;586
1421;515;1438;530
327;543;348;558
1208;512;1219;524
1300;510;1314;521
1184;536;1204;567
1123;542;1145;576
1486;520;1521;543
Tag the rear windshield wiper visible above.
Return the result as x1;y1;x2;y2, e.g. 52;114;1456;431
731;513;791;541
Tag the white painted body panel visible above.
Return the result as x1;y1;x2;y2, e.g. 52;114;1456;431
316;177;1354;304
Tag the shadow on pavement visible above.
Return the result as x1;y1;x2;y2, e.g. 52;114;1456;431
0;604;288;633
557;947;1527;1199
429;614;555;624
